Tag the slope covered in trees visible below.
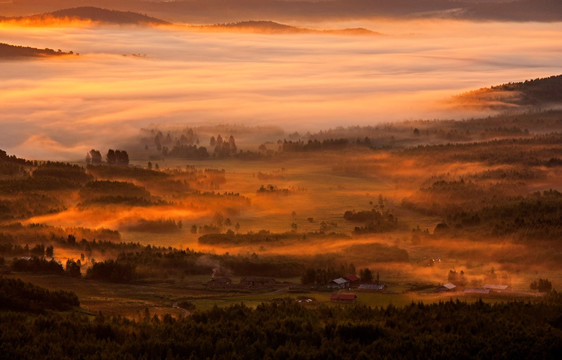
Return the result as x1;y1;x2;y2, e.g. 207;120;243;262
455;75;562;110
0;277;79;312
0;43;75;58
1;7;169;26
48;7;170;25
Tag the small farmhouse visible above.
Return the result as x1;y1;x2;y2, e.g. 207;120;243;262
329;277;350;289
344;274;360;283
358;283;386;291
464;288;490;294
483;284;510;293
435;283;457;292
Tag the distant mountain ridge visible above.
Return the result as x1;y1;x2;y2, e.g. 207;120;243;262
454;75;562;110
1;7;381;35
195;20;380;35
0;43;76;58
1;6;170;25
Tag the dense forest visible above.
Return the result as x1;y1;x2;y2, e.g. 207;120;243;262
0;278;560;359
0;277;79;313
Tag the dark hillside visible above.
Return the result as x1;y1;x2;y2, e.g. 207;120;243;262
0;43;75;58
48;7;170;25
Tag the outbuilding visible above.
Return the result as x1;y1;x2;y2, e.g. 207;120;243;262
435;283;457;292
329;277;350;289
359;283;386;291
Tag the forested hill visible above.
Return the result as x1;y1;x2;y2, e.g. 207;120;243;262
454;75;562;110
49;7;170;25
489;75;562;105
2;7;170;25
199;21;379;35
0;43;76;58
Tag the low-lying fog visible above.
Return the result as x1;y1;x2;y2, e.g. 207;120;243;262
1;19;561;160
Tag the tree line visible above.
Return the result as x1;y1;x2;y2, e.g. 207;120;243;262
0;290;560;359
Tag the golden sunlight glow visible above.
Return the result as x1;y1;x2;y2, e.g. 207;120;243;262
1;20;561;160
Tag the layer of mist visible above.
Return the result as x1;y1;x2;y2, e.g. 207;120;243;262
0;19;561;160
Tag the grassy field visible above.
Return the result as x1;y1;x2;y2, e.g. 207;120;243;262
7;271;547;318
4;139;561;318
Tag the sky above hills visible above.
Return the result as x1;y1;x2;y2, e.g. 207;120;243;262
2;0;561;22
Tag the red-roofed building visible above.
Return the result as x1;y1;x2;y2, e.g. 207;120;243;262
330;293;357;303
344;274;360;283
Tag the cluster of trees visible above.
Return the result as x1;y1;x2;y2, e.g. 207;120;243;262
87;164;167;180
300;264;372;286
86;259;135;283
448;269;467;287
281;138;351;152
444;190;562;240
0;235;60;258
359;268;380;283
210;135;237;158
106;149;129;166
257;184;290;195
80;180;150;199
78;180;160;207
164;144;209;159
54;234;138;257
86;149;129;166
77;180;166;207
266;109;562;152
0;296;560;359
405;133;562;167
33;162;93;184
199;230;291;245
0;149;29;166
0;150;25;176
0;226;121;258
141;128;199;151
29;243;307;282
0;242;31;256
344;208;399;234
11;256;64;275
0;162;93;198
80;195;162;207
145;133;238;160
531;278;553;292
65;259;82;277
124;219;183;233
0;277;79;313
470;167;541;181
199;230;346;245
85;149;102;165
